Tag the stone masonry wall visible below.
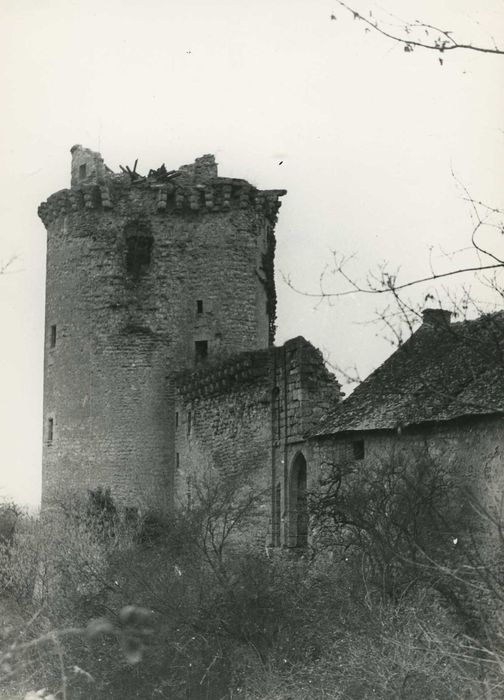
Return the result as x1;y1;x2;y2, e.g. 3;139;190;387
270;337;342;547
39;146;285;511
174;350;273;546
310;415;504;556
173;337;341;546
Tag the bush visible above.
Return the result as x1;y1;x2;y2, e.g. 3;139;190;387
1;481;504;699
0;501;21;546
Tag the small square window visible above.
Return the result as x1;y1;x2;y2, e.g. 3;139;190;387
195;340;208;363
50;325;57;349
79;163;87;180
196;300;203;314
352;440;365;460
47;418;54;445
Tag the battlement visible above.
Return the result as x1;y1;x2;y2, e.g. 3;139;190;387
174;336;342;408
38;145;286;227
174;349;271;401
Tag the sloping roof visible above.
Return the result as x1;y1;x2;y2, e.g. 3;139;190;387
310;311;504;438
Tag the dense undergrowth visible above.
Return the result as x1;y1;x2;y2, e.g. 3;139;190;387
0;482;503;699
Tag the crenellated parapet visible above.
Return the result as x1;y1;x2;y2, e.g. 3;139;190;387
38;146;286;227
174;350;271;402
173;337;342;429
38;179;285;228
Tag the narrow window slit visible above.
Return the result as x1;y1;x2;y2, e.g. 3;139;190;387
47;418;54;445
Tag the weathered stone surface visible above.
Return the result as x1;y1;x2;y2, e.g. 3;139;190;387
174;337;341;545
39;146;286;512
310;415;504;557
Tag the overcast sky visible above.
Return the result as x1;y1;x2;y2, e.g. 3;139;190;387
1;0;503;507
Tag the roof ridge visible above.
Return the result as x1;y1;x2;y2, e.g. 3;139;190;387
309;309;504;438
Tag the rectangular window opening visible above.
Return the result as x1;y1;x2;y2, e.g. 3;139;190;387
175;411;179;428
50;324;57;349
352;440;365;460
187;411;192;436
79;163;87;180
195;340;208;363
47;418;54;445
126;236;152;278
196;299;203;314
176;452;180;469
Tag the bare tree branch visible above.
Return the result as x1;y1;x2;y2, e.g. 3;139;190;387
283;260;502;299
332;1;504;57
0;255;18;275
283;174;504;306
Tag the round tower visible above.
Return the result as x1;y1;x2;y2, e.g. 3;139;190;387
38;145;286;511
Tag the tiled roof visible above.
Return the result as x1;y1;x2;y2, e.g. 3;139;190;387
310;311;504;437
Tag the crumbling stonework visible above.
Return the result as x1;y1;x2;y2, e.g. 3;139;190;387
174;337;341;546
39;145;286;511
40;147;502;555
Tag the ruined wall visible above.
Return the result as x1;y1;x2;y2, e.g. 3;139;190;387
39;145;285;511
70;144;108;187
173;337;341;546
269;337;342;547
174;350;273;546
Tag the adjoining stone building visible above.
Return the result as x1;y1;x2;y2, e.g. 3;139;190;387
173;336;340;548
38;146;504;549
308;308;504;550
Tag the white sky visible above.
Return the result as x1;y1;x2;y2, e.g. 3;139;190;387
1;0;503;507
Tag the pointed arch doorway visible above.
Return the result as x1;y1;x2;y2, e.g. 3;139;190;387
289;453;308;547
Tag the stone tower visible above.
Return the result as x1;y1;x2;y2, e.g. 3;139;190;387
38;145;286;511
